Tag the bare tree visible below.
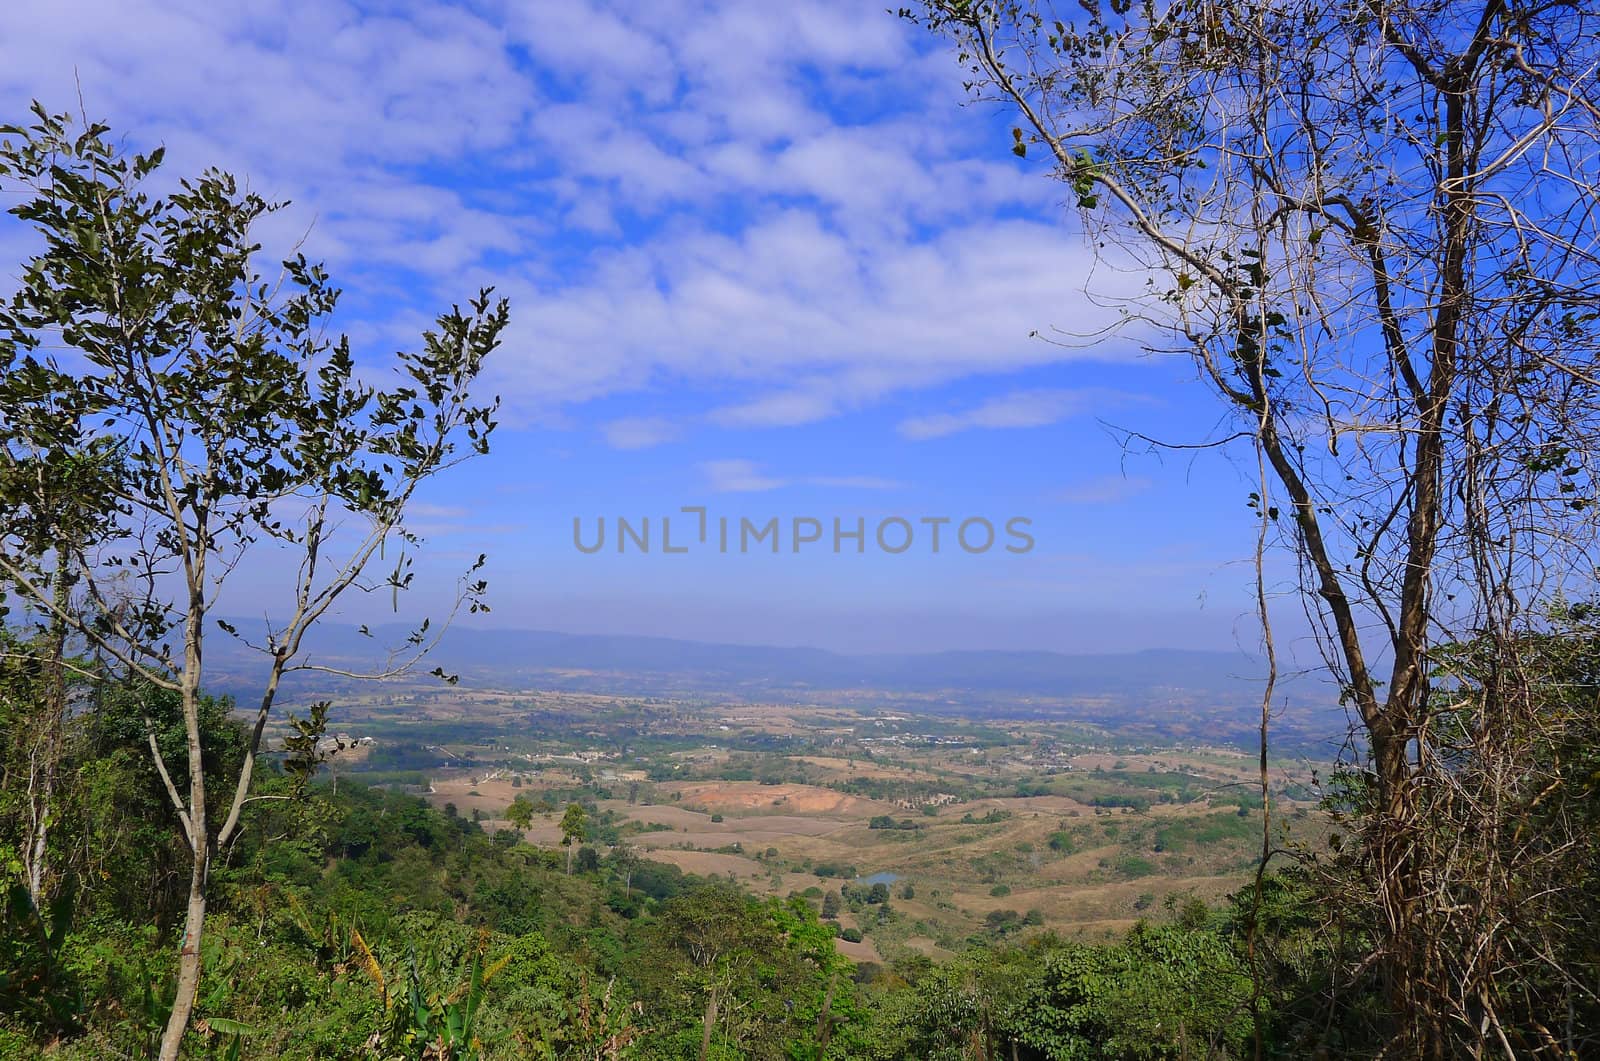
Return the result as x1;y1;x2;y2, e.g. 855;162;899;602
911;1;1600;1054
0;105;508;1059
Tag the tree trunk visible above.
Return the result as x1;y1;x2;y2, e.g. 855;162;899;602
24;554;73;908
159;617;208;1061
699;984;718;1061
160;875;207;1060
815;970;837;1050
24;707;59;908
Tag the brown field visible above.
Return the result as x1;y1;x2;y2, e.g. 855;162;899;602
425;763;1306;957
641;849;770;880
669;781;900;817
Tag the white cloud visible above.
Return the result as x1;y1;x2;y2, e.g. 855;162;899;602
898;387;1137;440
808;475;903;490
602;416;679;450
485;219;1145;419
701;459;786;493
698;460;904;493
405;502;471;519
709;389;840;429
1;0;1147;431
1051;475;1152;505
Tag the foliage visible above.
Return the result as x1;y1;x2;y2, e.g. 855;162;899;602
504;795;535;831
0;101;507;1057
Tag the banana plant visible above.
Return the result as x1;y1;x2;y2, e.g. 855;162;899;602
0;881;83;1033
358;930;504;1060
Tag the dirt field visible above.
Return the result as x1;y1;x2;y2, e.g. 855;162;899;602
639;849;770;881
621;803;844;838
428;774;523;817
668;781;899;817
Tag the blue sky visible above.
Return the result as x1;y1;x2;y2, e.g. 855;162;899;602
2;0;1280;653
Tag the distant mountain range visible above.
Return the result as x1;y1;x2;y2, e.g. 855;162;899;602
199;622;1347;751
203;620;1311;703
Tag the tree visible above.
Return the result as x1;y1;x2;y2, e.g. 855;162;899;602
0;441;116;910
647;887;775;1061
611;840;641;899
0;105;507;1059
504;794;534;832
771;897;861;1055
820;889;842;920
0;626;85;908
559;803;587;875
912;2;1600;1052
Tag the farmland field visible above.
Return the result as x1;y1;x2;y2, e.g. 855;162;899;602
288;686;1326;962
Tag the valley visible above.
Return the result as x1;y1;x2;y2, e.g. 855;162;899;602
291;687;1330;964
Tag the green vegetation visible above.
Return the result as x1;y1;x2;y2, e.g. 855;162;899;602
957;809;1013;826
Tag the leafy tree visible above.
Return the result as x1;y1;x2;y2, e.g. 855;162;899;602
559;803;587;875
609;841;642;901
0;626;88;908
0;104;507;1059
643;887;782;1061
280;699;332;797
820;890;841;920
882;925;1253;1060
504;794;534;832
